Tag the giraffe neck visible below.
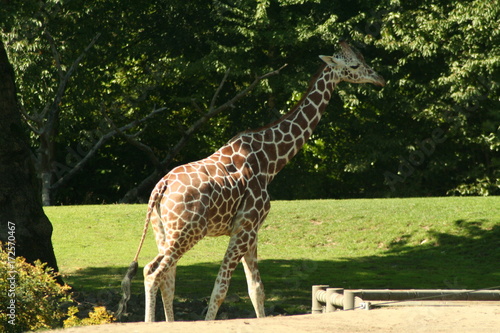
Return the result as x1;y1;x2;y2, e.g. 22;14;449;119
243;64;340;183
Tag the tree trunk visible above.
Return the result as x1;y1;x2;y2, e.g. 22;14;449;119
0;39;61;281
39;131;55;206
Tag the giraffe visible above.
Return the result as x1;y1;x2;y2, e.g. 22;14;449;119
116;41;385;322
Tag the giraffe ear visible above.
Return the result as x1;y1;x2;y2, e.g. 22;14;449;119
319;55;341;67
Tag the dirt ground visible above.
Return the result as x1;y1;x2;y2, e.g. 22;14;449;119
50;303;499;333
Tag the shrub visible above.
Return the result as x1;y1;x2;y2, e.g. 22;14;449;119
0;247;71;332
63;306;115;328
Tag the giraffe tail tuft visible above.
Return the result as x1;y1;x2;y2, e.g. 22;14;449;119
116;180;165;320
115;260;139;321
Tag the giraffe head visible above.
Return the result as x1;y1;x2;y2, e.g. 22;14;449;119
320;41;385;87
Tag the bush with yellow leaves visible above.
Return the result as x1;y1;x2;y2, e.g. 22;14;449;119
0;247;115;332
63;306;115;328
0;247;71;332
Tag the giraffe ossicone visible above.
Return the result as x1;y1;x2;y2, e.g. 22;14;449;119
116;40;385;322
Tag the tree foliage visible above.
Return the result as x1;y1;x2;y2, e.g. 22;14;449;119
1;0;498;204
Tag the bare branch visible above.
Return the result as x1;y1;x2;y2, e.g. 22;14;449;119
51;105;169;190
209;63;288;117
19;103;39;122
115;106;169;133
101;108;163;172
41;32;101;131
19;104;43;135
44;31;64;80
65;33;102;81
209;68;231;111
50;129;113;190
120;64;287;203
191;99;204;114
165;64;287;159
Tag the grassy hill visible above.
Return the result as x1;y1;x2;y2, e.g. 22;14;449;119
46;197;500;316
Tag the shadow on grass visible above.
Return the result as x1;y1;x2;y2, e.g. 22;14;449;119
66;219;500;319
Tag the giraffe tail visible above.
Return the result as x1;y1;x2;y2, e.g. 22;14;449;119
115;260;138;320
116;187;163;320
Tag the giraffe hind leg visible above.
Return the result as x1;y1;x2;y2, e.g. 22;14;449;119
143;233;204;322
143;254;179;322
159;263;177;322
242;244;265;318
143;254;164;322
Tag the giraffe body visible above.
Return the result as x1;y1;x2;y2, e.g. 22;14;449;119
118;41;385;322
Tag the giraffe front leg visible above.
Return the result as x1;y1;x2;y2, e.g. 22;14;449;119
205;277;229;320
205;233;248;320
241;242;265;318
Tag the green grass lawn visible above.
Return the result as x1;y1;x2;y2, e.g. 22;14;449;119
46;197;500;314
